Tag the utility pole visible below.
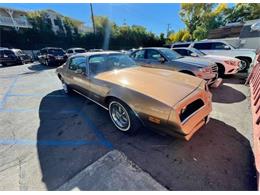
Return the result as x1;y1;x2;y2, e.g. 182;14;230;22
90;3;96;34
167;23;171;36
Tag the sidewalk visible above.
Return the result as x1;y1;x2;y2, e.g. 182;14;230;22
57;150;167;191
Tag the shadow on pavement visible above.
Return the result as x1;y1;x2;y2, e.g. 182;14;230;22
37;90;257;190
222;73;248;85
211;84;246;103
28;63;57;72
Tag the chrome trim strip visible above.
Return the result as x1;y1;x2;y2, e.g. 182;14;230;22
73;89;109;110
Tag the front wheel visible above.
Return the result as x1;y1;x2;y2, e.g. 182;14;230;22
238;58;250;72
108;100;141;134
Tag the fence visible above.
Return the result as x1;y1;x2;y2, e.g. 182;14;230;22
247;51;260;190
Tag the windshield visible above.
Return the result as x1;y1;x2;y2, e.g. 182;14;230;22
48;49;65;55
158;48;183;60
89;54;138;75
75;49;86;53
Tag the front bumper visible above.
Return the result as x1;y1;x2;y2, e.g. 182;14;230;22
224;63;240;75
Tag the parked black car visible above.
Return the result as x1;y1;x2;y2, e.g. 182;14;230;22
38;47;67;66
0;48;23;66
11;49;33;64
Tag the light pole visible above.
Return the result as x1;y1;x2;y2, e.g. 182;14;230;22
90;3;96;34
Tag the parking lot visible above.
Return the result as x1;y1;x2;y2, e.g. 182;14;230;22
0;62;257;190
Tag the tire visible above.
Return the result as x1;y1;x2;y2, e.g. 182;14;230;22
217;64;225;77
237;58;250;72
60;77;72;94
108;99;141;134
45;59;49;66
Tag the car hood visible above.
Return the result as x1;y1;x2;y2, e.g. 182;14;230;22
235;48;256;53
173;56;211;68
203;54;240;62
95;66;203;107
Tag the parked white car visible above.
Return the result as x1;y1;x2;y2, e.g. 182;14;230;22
171;40;257;72
66;48;86;57
172;47;242;76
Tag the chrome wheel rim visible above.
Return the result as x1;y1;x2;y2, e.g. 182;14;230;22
239;60;247;71
109;101;130;131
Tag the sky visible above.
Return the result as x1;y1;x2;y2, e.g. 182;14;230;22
0;3;234;35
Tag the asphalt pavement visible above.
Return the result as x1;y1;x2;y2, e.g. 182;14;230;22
0;62;257;190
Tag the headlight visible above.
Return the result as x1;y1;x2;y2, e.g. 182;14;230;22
199;67;212;73
224;60;237;66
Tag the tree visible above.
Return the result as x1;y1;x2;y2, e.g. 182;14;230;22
167;29;191;43
179;3;227;40
224;3;260;23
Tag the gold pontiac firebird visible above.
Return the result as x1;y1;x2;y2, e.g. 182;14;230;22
56;51;212;140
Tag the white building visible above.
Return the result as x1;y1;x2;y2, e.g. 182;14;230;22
0;7;92;34
0;7;32;30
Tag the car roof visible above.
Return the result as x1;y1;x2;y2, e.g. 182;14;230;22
67;48;85;50
172;42;191;45
71;51;121;57
172;47;190;49
134;47;171;50
42;47;63;50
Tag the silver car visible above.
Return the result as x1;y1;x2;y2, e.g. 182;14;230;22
130;47;221;87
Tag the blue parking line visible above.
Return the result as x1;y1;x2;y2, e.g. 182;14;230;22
79;111;113;149
7;93;66;97
0;139;103;147
0;108;80;113
0;76;18;110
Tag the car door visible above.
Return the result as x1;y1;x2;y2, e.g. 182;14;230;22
38;49;46;64
87;55;111;104
66;56;90;96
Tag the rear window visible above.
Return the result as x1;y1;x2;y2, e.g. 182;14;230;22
172;43;190;48
48;49;65;55
75;49;86;53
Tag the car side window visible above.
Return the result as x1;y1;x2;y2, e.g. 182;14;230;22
67;50;73;54
69;56;87;73
175;49;188;56
89;55;106;75
131;50;145;59
193;43;212;50
146;50;162;60
211;42;230;50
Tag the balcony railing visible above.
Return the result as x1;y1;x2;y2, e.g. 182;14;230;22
0;16;32;28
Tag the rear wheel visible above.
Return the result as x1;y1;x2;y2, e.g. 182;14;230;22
60;77;72;94
108;99;141;134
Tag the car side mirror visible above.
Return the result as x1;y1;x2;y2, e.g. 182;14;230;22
224;45;231;50
159;57;166;63
190;53;198;57
75;69;83;74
